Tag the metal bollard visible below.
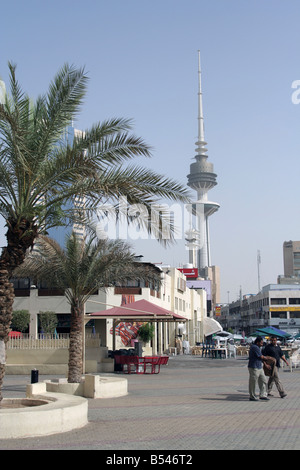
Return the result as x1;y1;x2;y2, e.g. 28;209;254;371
31;368;39;384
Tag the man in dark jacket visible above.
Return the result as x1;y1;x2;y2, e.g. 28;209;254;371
248;336;270;401
263;336;289;398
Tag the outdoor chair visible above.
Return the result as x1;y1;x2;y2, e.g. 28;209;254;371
289;349;300;372
202;343;210;357
143;356;161;374
227;343;236;358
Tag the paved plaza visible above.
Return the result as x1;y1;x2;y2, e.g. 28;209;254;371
1;355;300;451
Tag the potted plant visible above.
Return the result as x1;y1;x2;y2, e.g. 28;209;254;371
138;323;155;345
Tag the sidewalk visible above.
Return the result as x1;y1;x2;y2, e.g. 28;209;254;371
1;355;300;450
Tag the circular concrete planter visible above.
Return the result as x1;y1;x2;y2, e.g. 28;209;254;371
45;374;128;398
1;398;50;408
0;392;88;439
0;374;127;439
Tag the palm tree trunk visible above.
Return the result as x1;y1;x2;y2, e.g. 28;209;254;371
68;303;84;383
0;218;37;401
0;268;15;402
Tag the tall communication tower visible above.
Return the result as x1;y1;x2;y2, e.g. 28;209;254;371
186;51;220;275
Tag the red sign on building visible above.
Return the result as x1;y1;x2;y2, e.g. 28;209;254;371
215;306;221;317
178;268;198;278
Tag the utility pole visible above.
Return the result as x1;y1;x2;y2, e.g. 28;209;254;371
257;250;261;292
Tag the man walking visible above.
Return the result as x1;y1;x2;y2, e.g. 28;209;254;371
248;336;270;401
263;336;289;398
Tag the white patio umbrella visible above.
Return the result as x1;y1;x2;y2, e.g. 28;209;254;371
203;317;223;337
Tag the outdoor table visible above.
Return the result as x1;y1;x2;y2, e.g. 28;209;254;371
114;355;169;374
210;347;227;359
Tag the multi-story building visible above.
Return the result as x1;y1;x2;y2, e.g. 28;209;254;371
177;265;220;316
220;284;300;336
12;266;207;353
219;241;300;336
283;240;300;279
47;125;86;245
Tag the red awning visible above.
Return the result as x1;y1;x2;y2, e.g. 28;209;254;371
88;299;187;322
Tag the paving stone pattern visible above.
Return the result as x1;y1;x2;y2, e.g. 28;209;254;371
1;356;300;450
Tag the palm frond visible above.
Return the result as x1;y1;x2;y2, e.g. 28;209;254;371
0;62;190;249
13;232;161;307
35;64;88;156
76;120;152;168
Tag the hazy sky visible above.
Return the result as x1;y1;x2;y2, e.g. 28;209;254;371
1;0;300;303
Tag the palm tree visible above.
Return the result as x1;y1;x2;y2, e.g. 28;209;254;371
0;63;189;397
15;232;161;383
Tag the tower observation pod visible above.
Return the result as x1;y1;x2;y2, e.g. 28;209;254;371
186;51;220;275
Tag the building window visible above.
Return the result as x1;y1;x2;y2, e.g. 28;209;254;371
270;298;286;305
289;298;300;304
294;252;300;269
11;277;31;289
290;311;300;319
271;311;287;319
177;278;186;292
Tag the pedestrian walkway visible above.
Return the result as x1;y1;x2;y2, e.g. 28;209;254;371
1;355;300;450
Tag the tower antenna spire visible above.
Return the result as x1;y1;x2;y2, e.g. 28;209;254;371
195;50;207;155
198;50;205;142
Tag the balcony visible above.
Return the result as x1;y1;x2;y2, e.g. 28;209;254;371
114;287;142;295
38;288;65;296
14;289;30;297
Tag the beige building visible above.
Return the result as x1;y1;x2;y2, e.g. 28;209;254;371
12;266;207;354
283;240;300;279
219;284;300;337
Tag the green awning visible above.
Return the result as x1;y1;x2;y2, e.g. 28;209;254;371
254;326;291;339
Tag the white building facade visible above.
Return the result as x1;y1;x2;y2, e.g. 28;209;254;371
220;284;300;336
12;267;207;354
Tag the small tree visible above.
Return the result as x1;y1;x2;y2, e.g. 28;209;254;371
0;62;190;399
11;310;30;333
138;323;155;345
15;233;162;383
39;311;58;335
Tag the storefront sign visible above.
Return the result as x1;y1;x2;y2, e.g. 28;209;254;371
270;307;300;311
215;306;221;317
178;268;198;278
